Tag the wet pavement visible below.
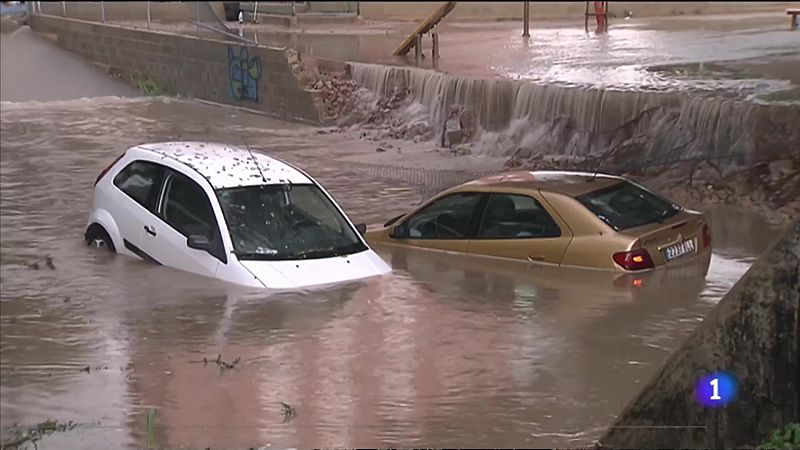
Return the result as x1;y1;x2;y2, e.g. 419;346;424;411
116;11;800;100
0;23;785;449
0;92;779;448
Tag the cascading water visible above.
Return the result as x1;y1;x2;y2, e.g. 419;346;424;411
348;62;799;175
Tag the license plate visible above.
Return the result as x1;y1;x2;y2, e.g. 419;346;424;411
664;239;696;262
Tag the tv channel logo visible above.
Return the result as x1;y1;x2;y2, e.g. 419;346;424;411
695;371;739;407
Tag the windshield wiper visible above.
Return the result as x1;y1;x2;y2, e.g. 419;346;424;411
660;204;682;219
293;243;366;260
236;251;281;260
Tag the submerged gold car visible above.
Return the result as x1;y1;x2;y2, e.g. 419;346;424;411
365;171;712;272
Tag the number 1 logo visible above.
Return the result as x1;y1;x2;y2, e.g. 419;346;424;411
709;378;721;400
695;371;738;407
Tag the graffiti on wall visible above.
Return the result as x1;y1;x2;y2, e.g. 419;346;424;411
227;46;262;102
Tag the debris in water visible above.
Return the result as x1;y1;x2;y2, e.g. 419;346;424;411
206;354;241;370
80;366;90;373
45;256;56;270
1;420;77;449
280;402;297;421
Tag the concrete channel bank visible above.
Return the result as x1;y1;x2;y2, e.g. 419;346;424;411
28;14;326;123
601;220;800;448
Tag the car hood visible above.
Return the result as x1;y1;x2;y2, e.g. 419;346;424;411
238;249;391;290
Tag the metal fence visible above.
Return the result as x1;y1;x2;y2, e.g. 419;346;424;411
29;1;359;44
29;1;258;44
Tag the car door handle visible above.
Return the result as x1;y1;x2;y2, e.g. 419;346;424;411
527;254;546;262
144;225;156;237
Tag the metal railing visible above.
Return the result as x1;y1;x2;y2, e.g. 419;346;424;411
29;1;255;44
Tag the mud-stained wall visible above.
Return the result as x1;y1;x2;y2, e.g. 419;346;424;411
28;14;323;124
361;2;796;21
600;220;799;448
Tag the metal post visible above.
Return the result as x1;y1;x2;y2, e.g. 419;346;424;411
431;32;439;60
414;34;422;62
522;2;530;37
291;2;296;16
584;1;589;32
356;1;360;17
196;1;200;36
101;1;106;23
62;1;66;16
146;2;151;29
253;1;259;24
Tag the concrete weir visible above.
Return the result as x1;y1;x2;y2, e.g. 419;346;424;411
600;220;800;448
348;62;800;173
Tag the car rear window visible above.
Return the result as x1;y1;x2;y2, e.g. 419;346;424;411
575;181;681;231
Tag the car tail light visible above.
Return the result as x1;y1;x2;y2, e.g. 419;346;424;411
702;223;711;248
95;153;125;186
613;249;655;271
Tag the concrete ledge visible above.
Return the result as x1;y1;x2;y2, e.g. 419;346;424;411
600;220;800;448
28;13;325;124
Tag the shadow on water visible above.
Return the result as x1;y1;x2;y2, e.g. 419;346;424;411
0;92;779;447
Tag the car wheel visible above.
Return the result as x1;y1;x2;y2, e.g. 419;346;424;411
85;225;116;253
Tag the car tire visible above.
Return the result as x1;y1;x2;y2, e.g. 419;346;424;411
85;225;116;253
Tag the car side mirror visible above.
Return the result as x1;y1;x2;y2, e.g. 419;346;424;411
355;223;367;236
187;234;213;252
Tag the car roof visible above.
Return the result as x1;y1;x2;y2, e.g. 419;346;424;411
459;170;626;197
132;141;313;189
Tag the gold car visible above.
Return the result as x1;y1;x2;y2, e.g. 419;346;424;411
365;171;712;272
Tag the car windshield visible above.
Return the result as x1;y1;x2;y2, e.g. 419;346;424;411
216;184;367;261
575;181;682;231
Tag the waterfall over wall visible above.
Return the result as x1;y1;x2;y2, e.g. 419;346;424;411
349;62;799;174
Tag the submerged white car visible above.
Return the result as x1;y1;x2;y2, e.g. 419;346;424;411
85;141;391;289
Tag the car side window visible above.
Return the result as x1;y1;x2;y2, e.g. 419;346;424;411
477;193;561;239
159;170;226;262
112;160;165;212
394;192;482;239
161;171;217;238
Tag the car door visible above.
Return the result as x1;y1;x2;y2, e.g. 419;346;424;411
137;168;225;278
465;192;573;265
388;192;483;253
108;160;167;259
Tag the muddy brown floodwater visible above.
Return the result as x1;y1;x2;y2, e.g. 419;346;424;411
0;93;780;449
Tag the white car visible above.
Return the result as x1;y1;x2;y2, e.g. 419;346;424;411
85;141;391;289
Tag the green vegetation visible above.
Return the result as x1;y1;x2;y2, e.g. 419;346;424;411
758;423;800;450
131;74;163;96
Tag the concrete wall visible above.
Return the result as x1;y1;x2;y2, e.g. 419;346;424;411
360;2;796;21
29;14;324;123
600;220;799;448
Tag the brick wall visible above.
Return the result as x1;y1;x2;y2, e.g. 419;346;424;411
29;14;323;124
